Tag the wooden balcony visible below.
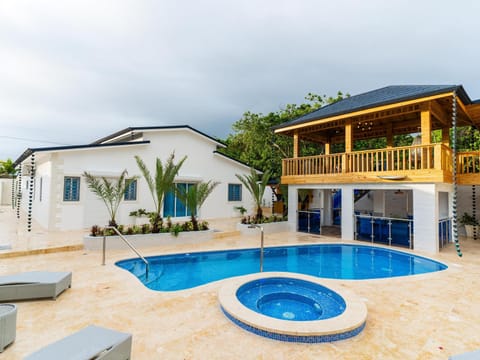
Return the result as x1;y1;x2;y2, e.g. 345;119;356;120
458;151;480;185
281;144;480;185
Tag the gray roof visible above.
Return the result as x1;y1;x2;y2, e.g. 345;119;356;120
274;85;471;130
14;141;150;167
92;125;225;147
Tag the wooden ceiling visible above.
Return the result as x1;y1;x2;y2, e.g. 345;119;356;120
279;96;476;145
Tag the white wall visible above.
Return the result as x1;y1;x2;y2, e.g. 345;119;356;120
412;184;437;253
0;178;12;206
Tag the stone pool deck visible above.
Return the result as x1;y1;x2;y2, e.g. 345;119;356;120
1;206;480;359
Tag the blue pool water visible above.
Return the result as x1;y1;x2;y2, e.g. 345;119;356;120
115;244;447;291
236;277;346;321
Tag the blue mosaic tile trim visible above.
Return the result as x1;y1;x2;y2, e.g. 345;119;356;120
221;306;365;343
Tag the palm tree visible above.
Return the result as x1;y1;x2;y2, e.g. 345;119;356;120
83;169;135;227
135;152;187;233
236;167;271;221
176;181;219;230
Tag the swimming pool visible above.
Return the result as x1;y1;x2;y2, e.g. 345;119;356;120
115;244;447;291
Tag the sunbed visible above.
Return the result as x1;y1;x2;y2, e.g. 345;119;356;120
449;349;480;360
0;303;16;352
24;325;132;360
0;271;72;302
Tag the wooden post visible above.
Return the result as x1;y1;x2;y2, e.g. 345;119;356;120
293;131;299;158
441;127;450;147
345;120;352;153
434;144;442;170
324;142;331;155
386;122;393;148
344;120;352;173
420;110;432;145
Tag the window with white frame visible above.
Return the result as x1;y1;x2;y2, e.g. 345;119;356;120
63;176;80;201
228;183;242;201
39;177;42;202
124;179;137;201
163;183;194;217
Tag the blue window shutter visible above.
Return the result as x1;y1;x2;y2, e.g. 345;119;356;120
228;184;242;201
164;189;175;217
176;183;187;217
64;177;80;201
124;179;137;201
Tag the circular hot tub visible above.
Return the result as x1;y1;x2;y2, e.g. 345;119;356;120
236;277;345;321
219;272;367;343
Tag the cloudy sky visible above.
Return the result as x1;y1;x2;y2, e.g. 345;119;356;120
1;0;479;160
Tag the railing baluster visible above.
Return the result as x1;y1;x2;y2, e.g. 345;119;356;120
280;146;480;180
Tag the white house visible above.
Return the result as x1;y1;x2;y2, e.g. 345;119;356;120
13;125;257;231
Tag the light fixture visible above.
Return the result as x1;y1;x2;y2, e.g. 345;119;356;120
356;121;373;132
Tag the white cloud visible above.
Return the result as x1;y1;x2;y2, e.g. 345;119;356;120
0;0;479;160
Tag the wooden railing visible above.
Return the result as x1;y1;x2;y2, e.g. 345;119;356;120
282;144;453;177
457;151;480;175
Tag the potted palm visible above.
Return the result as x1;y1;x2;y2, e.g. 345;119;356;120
459;212;479;238
83;169;135;227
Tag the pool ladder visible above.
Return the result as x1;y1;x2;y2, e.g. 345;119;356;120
102;226;150;280
248;224;264;272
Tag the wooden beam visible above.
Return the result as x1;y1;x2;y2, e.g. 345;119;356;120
421;110;432;145
429;100;449;126
281;170;449;185
274;92;454;134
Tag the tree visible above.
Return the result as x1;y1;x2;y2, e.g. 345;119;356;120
236;167;271;221
221;92;348;179
83;170;135;227
135;152;187;233
176;180;219;230
0;159;16;176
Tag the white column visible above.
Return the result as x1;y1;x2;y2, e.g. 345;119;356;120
323;190;333;226
413;184;438;253
373;190;385;216
288;185;298;231
341;186;354;240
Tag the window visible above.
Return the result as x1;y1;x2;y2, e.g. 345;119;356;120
163;183;194;217
228;183;242;201
39;177;43;202
124;179;137;201
63;177;80;201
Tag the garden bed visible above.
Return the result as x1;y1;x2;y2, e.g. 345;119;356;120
83;230;215;250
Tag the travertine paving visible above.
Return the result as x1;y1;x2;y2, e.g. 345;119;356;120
1;207;479;359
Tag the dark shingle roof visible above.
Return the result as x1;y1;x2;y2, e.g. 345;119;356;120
92;125;225;147
13;141;150;167
274;85;471;130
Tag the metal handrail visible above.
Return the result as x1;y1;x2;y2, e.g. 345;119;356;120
102;226;150;279
249;224;264;272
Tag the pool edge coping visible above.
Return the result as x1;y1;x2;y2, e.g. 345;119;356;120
218;272;368;338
